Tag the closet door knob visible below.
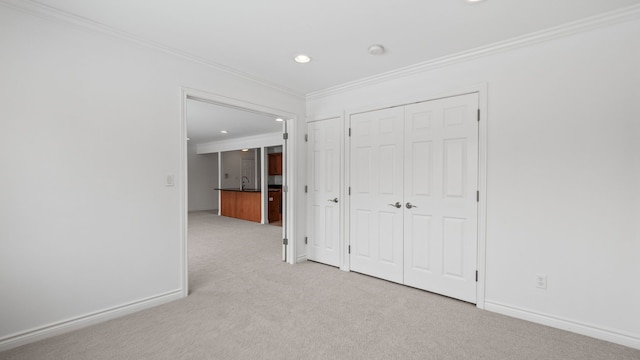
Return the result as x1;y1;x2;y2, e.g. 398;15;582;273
327;198;339;203
405;202;417;209
388;202;402;208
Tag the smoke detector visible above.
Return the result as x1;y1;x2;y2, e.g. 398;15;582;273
368;44;385;55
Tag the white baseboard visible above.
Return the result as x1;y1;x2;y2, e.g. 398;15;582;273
0;289;185;352
484;300;640;350
296;255;307;263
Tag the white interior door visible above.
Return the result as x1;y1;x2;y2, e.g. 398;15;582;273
403;93;479;303
348;93;479;302
349;107;404;283
307;118;341;267
282;121;287;262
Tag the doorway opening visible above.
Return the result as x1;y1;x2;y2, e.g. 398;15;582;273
180;88;297;296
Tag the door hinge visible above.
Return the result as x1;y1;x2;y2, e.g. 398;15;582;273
304;185;308;193
348;128;351;137
304;134;308;142
475;270;478;282
348;245;351;254
477;109;480;122
283;185;288;193
476;191;479;202
283;238;288;245
348;187;351;195
304;236;308;245
283;132;289;140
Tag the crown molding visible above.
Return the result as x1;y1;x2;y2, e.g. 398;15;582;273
307;3;640;101
0;0;306;100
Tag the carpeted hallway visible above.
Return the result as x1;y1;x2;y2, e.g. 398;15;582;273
1;211;638;359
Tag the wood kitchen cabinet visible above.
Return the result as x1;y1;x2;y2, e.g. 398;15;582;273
220;191;237;218
268;153;282;175
268;190;281;223
220;190;261;223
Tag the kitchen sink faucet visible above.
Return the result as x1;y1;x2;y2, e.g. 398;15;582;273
241;176;249;191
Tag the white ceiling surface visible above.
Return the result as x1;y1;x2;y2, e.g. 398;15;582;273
187;100;282;144
32;0;640;95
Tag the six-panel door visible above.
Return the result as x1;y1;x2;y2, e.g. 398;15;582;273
307;118;341;267
403;94;479;303
349;107;405;283
348;93;479;303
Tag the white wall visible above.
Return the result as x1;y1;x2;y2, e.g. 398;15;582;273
220;150;245;188
307;18;640;347
187;144;218;211
0;5;305;349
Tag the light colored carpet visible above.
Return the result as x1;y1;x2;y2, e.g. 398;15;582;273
2;211;639;359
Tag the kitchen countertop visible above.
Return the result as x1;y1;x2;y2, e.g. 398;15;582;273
214;188;261;192
215;186;281;192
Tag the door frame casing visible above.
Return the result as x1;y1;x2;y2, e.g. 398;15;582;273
343;83;488;309
180;87;299;297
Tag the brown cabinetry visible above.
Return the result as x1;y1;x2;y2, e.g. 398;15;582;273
268;190;281;223
220;190;261;223
268;153;282;175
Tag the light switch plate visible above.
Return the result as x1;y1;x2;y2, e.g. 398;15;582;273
165;174;174;187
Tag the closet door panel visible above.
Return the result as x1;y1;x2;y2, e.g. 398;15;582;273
403;93;479;303
348;93;479;303
350;107;404;283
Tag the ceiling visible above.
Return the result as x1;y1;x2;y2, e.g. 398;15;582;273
187;99;283;144
30;0;640;95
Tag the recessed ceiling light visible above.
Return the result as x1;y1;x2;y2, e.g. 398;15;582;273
220;130;228;134
466;0;487;3
241;149;249;152
275;118;284;122
294;54;311;63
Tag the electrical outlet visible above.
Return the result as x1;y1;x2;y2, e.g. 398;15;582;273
535;274;547;289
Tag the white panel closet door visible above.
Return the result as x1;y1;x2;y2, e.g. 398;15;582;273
403;93;479;303
307;118;341;267
350;107;404;283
